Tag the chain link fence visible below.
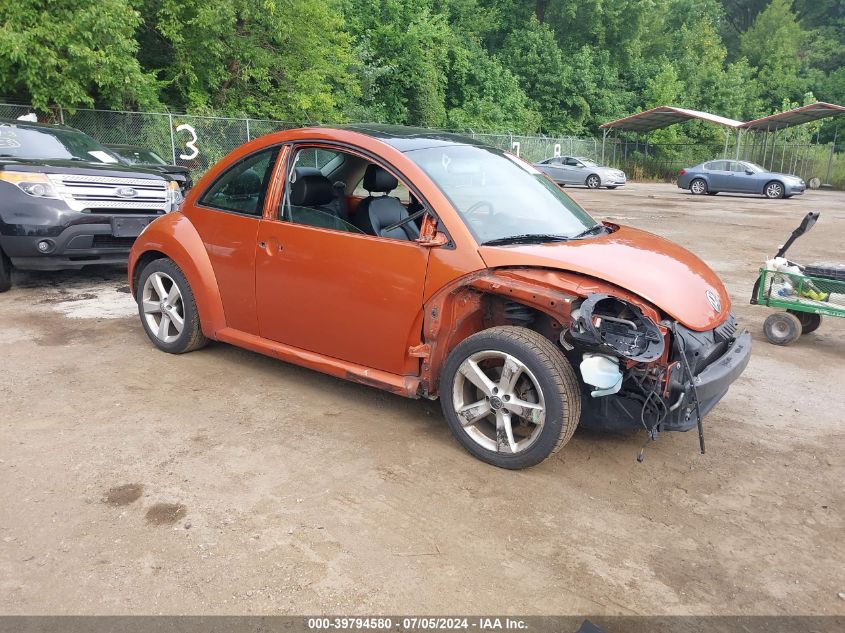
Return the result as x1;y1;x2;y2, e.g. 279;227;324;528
1;103;842;187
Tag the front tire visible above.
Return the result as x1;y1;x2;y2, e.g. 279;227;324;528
440;326;581;469
764;181;785;199
690;178;708;195
585;174;601;189
763;312;801;346
137;258;207;354
0;248;11;293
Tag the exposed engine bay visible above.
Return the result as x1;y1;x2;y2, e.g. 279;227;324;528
560;292;749;453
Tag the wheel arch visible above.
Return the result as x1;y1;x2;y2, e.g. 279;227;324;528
128;213;227;338
763;179;785;197
418;267;661;397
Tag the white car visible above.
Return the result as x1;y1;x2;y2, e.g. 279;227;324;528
534;156;626;189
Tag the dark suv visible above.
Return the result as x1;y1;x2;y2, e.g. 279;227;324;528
0;119;181;291
105;143;193;194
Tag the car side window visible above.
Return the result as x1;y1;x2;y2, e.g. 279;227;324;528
282;146;427;242
199;148;279;216
564;158;579;166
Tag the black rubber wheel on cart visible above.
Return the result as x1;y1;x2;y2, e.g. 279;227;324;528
763;312;802;345
788;310;822;335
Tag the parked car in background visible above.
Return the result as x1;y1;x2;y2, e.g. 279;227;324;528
128;125;749;469
534;156;626;189
677;159;805;198
105;144;193;193
0;119;181;292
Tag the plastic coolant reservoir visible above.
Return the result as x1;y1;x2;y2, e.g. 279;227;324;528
580;354;623;398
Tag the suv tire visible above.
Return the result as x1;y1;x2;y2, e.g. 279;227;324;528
440;326;581;469
0;248;12;293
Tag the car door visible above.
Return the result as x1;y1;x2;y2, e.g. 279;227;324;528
729;161;756;193
561;157;582;184
706;160;733;191
188;146;280;334
537;157;561;182
254;144;432;376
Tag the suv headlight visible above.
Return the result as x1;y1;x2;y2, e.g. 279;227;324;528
165;180;183;212
0;171;60;198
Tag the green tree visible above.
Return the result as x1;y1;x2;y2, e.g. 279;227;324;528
137;0;359;121
0;0;159;111
740;0;808;106
498;17;571;132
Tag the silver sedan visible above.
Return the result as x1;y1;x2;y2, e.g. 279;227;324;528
534;156;626;189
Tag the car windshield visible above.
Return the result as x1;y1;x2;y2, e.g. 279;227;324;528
405;145;598;244
113;147;169;165
0;124;119;163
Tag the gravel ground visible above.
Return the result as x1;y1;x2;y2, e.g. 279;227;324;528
0;182;842;616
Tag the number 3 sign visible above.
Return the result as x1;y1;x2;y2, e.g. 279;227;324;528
176;124;199;160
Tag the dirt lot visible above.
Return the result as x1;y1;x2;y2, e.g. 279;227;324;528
0;182;842;616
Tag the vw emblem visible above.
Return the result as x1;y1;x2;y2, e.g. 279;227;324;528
116;187;138;198
706;290;722;312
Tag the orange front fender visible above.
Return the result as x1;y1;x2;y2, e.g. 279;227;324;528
128;213;227;338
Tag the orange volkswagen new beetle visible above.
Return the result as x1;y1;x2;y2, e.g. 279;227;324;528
128;125;751;468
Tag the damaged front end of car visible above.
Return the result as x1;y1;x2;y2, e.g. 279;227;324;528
563;292;751;451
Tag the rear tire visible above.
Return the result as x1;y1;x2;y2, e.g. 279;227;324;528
585;174;601;189
764;181;785;199
440;326;581;469
0;248;11;293
136;258;208;354
690;178;708;195
788;310;822;335
763;312;801;345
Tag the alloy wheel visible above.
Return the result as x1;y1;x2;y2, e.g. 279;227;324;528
690;179;707;194
586;175;601;189
765;182;783;198
452;350;546;454
141;271;185;344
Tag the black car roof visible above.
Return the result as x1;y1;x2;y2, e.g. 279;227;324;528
0;118;80;133
331;123;485;152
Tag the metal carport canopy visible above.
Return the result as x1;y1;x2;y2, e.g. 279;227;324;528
600;106;744;132
741;102;845;131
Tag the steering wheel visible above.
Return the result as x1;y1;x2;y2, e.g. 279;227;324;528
465;200;494;216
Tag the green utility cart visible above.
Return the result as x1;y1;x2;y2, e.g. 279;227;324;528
752;211;845;345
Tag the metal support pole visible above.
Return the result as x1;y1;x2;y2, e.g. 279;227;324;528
780;135;786;173
824;126;837;185
723;129;729;158
734;129;742;160
168;113;177;165
58;106;64;125
245;118;251;142
769;128;778;170
761;127;769;168
601;129;607;163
